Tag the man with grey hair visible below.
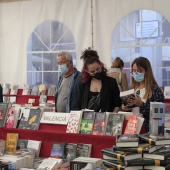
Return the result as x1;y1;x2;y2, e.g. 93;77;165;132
55;51;81;113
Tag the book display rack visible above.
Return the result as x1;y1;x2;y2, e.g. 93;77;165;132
0;89;121;158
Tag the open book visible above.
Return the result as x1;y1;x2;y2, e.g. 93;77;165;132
120;89;137;108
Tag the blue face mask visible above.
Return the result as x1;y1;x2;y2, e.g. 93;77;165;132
132;72;145;82
58;64;69;75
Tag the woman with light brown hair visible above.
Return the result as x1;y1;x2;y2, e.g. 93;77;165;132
122;56;164;132
107;57;128;91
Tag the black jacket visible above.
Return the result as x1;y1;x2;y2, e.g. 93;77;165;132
77;75;122;112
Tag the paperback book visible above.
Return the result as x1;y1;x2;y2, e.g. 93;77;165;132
113;143;164;154
116;134;139;147
63;143;77;160
79;110;95;134
2;83;10;95
31;85;39;95
47;84;57;96
76;143;92;157
17;139;28;149
105;113;124;136
102;147;142;161
139;133;170;145
102;159;143;170
5;133;19;152
27;108;42;130
0;103;10;128
150;102;165;135
143;145;170;160
120;89;136;108
66;110;83;133
17;108;31;129
10;84;19;95
126;158;170;167
22;84;31;95
38;84;46;95
27;139;42;157
124;115;138;134
92;112;106;135
50;142;66;159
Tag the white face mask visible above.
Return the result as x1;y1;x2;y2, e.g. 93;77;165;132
58;63;69;75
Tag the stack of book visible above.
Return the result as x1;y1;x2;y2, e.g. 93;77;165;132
101;133;170;170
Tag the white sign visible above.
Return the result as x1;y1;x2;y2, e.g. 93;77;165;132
135;20;159;39
40;112;70;125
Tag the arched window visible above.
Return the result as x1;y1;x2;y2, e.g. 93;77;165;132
111;10;170;87
27;20;76;87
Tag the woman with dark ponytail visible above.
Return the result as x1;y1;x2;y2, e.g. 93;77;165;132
77;48;121;112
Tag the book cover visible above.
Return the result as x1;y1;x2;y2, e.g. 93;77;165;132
17;108;30;129
31;85;39;95
120;89;136;108
116;134;139;147
76;143;92;157
113;143;164;153
17;139;28;149
92;112;106;135
27;139;42;157
3;96;10;103
79;110;95;134
74;157;102;168
139;133;170;145
63;143;77;160
102;147;142;161
27;108;42;130
164;86;170;99
124;115;138;134
0;103;10;128
39;94;47;104
9;96;17;104
0;140;5;147
150;102;165;135
50;142;66;159
47;84;57;96
22;84;31;95
105;113;124;136
165;102;170;128
70;160;95;170
2;83;10;95
143;145;170;160
66;110;83;133
38;84;46;95
37;157;63;170
10;84;19;95
5;133;19;152
4;106;15;128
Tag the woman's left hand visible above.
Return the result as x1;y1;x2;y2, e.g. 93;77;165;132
128;95;143;107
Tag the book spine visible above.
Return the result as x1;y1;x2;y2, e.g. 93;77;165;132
150;102;159;135
149;102;165;135
102;160;124;170
102;150;124;161
139;136;155;145
113;146;145;153
158;103;165;135
126;159;170;166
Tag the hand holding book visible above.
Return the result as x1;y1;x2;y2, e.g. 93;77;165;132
121;89;142;109
127;95;143;108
